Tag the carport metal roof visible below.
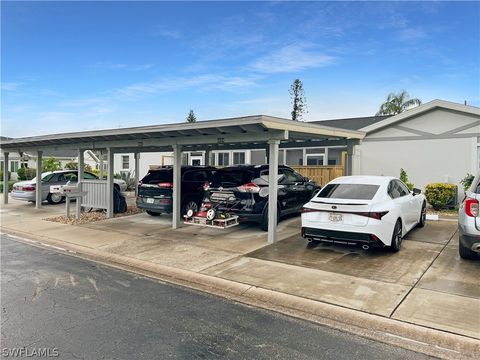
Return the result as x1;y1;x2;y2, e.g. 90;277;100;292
0;115;365;153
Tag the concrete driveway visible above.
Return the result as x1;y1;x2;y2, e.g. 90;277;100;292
205;219;479;338
1;196;479;342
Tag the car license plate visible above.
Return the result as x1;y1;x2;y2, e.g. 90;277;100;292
146;198;155;204
329;213;343;222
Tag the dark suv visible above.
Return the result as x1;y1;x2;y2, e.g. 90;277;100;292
137;166;216;216
203;165;320;230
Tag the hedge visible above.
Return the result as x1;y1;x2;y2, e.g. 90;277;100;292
424;183;457;210
0;181;15;193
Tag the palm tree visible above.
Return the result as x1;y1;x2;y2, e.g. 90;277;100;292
376;91;421;116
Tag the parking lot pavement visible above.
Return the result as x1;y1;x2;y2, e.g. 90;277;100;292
392;235;480;338
203;221;480;338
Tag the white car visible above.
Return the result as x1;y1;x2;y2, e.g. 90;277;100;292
458;172;480;259
301;176;426;252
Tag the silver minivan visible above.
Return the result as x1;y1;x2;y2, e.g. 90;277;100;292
458;172;480;259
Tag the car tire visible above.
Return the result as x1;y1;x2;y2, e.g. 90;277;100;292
417;202;426;228
47;192;63;205
181;198;200;217
389;219;403;252
146;210;161;216
260;206;280;232
459;241;477;260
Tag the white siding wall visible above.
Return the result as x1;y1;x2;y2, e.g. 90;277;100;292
354;108;479;202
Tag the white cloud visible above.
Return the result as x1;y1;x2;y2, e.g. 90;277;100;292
111;74;260;99
152;26;182;39
1;82;22;91
88;62;154;71
251;44;336;74
396;28;428;42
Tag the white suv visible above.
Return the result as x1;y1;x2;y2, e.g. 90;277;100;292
458;172;480;259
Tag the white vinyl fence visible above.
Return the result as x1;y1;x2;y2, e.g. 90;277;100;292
81;180;108;210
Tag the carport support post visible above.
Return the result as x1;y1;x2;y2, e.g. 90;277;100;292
134;151;140;196
2;152;9;204
35;151;43;208
106;148;114;218
99;150;104;179
267;139;280;244
172;144;182;229
346;140;355;176
76;149;84;216
205;148;211;166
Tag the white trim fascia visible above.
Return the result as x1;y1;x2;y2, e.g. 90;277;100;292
360;99;480;134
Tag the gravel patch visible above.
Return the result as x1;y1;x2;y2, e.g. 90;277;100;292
45;206;143;225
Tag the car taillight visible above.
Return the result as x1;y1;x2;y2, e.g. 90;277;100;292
237;182;260;193
301;207;318;213
22;186;36;191
157;182;173;189
353;211;389;220
203;182;210;191
465;198;479;217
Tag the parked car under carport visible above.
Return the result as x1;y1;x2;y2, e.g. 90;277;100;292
11;170;127;204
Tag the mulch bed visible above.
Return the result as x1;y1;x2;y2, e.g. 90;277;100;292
45;206;143;225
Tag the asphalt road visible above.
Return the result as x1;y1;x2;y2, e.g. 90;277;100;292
0;234;430;359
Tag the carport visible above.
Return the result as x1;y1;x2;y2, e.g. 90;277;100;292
0;115;364;243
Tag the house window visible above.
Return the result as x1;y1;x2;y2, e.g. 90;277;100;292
10;161;19;173
217;152;230;166
233;152;245;165
122;155;129;170
306;154;324;166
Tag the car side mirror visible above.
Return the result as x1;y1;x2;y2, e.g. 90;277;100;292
412;188;421;196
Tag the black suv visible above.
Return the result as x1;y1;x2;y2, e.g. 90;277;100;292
203;165;320;230
137;166;216;216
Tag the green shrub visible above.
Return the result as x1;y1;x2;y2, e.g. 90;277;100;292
64;161;93;172
25;168;36;180
425;183;457;210
399;168;414;191
460;173;475;191
0;181;15;193
0;170;11;181
42;157;61;172
17;167;26;181
115;171;136;191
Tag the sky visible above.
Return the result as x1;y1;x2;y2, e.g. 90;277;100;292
1;1;479;137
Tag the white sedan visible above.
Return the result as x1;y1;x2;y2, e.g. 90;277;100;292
301;176;426;252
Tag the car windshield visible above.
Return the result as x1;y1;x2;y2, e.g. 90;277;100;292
211;169;253;187
31;172;55;182
317;183;380;200
141;170;172;184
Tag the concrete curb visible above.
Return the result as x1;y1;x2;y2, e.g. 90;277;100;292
2;227;479;359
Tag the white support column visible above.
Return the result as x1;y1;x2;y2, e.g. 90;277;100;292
172;144;182;229
267;139;280;244
76;149;84;216
99;150;104;179
205;148;211;166
35;151;43;208
3;152;9;204
134;151;140;196
106;148;114;218
346;140;354;176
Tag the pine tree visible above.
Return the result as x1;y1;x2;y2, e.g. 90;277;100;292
186;110;197;123
289;79;307;121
